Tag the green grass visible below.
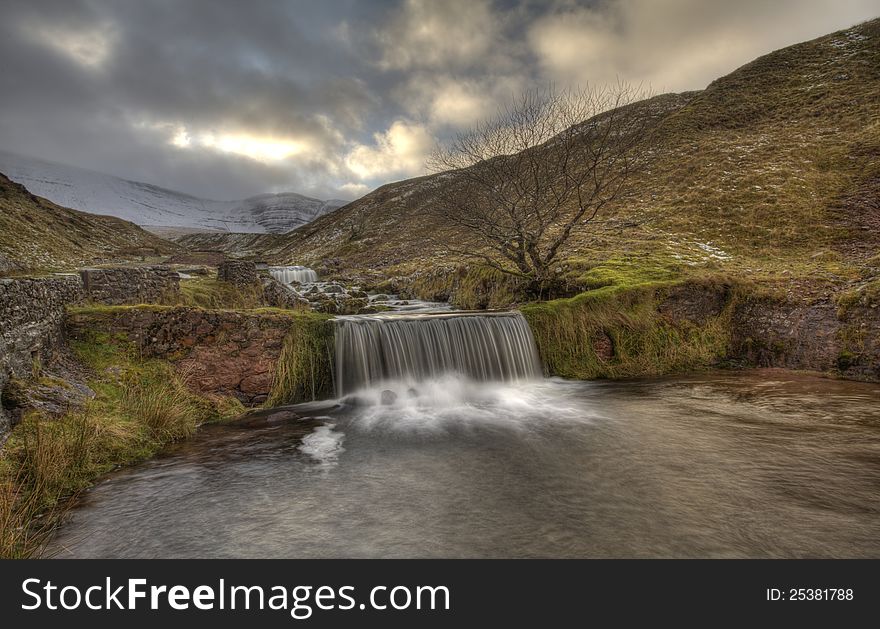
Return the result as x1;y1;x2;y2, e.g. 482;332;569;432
835;278;880;317
266;312;335;406
396;264;523;308
521;278;735;379
168;274;268;309
0;330;244;558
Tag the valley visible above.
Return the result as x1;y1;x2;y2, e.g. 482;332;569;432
0;17;878;561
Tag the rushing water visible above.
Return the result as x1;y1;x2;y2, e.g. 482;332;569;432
334;311;542;397
48;371;880;558
269;265;318;285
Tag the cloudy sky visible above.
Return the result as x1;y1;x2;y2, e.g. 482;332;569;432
1;0;877;201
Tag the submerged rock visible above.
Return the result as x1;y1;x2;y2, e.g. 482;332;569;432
265;409;299;423
380;390;398;405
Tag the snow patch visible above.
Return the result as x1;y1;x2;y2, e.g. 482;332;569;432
0;151;344;233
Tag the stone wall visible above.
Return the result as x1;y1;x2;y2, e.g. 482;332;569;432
79;265;179;305
218;260;258;286
66;306;298;405
0;275;84;434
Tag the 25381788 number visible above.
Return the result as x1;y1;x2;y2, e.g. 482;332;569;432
767;588;854;601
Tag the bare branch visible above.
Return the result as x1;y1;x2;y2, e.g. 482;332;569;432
427;83;659;296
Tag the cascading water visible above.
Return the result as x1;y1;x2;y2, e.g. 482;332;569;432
333;311;543;397
269;265;318;285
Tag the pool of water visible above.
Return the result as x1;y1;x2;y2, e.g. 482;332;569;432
48;370;880;558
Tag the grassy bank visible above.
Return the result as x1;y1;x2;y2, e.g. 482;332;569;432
267;313;335;406
394;265;523;309
521;278;736;379
0;330;244;559
167;274;268;309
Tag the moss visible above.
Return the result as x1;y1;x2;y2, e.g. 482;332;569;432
520;279;736;379
836;323;867;372
837;349;857;371
266;312;335;406
565;254;684;292
835;278;880;318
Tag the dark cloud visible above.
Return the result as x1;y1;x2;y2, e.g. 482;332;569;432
1;0;876;200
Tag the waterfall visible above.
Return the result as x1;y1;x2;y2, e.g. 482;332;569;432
269;266;318;285
334;311;543;396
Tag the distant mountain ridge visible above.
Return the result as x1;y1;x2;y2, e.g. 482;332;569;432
0;151;346;234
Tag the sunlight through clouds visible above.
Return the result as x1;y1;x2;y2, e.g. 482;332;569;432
200;133;306;163
345;120;434;180
3;1;879;201
160;124;308;163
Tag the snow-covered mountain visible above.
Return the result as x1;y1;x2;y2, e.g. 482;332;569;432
0;151;346;234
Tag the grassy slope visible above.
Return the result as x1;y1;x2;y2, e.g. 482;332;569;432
0;173;179;274
173;231;286;259
270;19;880;299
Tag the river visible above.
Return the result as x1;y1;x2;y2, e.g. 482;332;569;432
48;370;880;558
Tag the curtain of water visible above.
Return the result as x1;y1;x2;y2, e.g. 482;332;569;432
269;266;318;284
334;312;543;396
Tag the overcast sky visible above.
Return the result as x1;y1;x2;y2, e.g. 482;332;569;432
1;0;877;201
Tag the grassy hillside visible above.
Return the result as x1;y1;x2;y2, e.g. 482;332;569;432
0;173;178;274
173;231;285;260
269;19;880;300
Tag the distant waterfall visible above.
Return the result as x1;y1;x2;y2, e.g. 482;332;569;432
334;311;543;396
269;266;318;284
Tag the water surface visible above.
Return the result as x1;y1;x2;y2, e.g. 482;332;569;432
49;371;880;558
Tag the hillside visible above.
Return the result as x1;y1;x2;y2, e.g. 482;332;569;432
269;19;880;297
0;173;178;273
0;151;345;234
173;231;287;259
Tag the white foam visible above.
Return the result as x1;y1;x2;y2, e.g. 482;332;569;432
339;375;592;434
298;422;345;465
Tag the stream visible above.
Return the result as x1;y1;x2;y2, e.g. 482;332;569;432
48;370;880;558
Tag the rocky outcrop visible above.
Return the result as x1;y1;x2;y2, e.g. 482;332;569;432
730;293;880;381
66;307;301;405
218;260;258;286
261;276;309;310
658;281;733;326
0;275;84;434
79;265;179;305
299;284;371;314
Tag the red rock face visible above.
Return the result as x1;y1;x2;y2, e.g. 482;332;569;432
66;307;298;405
592;332;614;361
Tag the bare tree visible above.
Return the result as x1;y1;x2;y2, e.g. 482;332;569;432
428;83;657;297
